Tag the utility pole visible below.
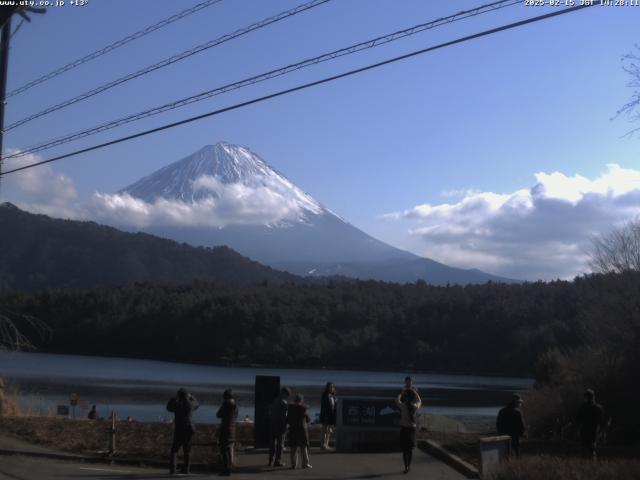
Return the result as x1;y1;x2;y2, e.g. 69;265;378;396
0;15;11;170
0;6;45;182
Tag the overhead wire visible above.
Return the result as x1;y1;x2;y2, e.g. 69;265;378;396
0;3;597;178
3;0;331;132
3;0;521;160
10;19;24;40
5;0;224;99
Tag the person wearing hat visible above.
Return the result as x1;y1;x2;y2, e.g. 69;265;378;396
496;394;526;456
166;388;199;475
268;386;291;467
217;389;238;476
577;389;604;460
286;394;312;469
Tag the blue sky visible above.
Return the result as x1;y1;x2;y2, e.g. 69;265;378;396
2;0;640;280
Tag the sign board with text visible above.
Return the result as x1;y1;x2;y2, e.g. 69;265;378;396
340;398;401;428
336;398;401;451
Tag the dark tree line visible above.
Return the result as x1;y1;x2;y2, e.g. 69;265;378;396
2;271;638;378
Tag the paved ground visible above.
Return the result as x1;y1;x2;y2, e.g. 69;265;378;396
0;447;466;480
0;435;82;456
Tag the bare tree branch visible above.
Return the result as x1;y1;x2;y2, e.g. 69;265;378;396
589;219;640;274
0;308;50;351
614;44;640;137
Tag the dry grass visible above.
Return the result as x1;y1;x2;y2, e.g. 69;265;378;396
0;416;326;463
0;379;18;417
0;416;238;462
494;456;640;480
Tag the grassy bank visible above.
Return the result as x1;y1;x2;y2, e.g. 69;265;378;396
0;416;265;463
0;415;456;461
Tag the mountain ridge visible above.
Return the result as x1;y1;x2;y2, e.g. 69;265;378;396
118;142;517;285
0;202;303;291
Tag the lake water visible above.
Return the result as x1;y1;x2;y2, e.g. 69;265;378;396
0;351;532;425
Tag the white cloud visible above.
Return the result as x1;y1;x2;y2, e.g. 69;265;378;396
0;151;79;218
0;154;314;229
383;164;640;281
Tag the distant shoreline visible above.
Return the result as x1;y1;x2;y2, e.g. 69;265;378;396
16;349;532;381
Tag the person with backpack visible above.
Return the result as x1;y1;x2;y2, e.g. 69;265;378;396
166;388;199;475
396;386;422;474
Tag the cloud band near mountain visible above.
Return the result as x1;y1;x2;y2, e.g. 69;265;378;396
382;164;640;280
0;152;311;228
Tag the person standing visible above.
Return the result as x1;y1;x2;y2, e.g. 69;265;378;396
577;389;604;460
87;405;98;420
268;386;291;467
166;388;199;475
320;382;337;450
396;387;422;474
287;394;312;469
217;389;238;476
496;394;526;456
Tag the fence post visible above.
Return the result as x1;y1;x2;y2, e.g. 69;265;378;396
478;435;511;479
109;411;117;455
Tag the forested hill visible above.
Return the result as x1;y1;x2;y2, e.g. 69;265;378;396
3;271;638;376
0;203;301;290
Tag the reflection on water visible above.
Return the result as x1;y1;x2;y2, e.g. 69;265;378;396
0;351;532;424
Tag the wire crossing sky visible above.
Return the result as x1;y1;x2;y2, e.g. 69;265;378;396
2;0;521;160
3;0;332;132
0;3;597;177
5;0;224;99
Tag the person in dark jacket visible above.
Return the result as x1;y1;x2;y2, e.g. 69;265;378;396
87;405;98;420
320;382;336;450
166;388;199;475
268;386;291;467
496;394;526;456
577;389;604;460
287;394;312;469
217;389;238;476
396;387;422;474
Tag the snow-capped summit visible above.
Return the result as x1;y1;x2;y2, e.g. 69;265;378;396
121;142;325;220
119;142;516;285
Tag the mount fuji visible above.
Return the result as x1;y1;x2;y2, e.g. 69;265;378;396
120;142;514;284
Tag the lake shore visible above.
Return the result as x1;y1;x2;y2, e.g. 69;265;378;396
0;351;532;424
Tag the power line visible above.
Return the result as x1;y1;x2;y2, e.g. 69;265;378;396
0;3;597;178
3;0;520;160
10;19;24;40
4;0;224;99
3;0;331;132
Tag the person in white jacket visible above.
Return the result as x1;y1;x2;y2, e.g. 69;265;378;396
396;386;422;474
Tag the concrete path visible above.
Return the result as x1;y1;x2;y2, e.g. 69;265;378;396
0;434;83;456
0;449;466;480
0;434;467;480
